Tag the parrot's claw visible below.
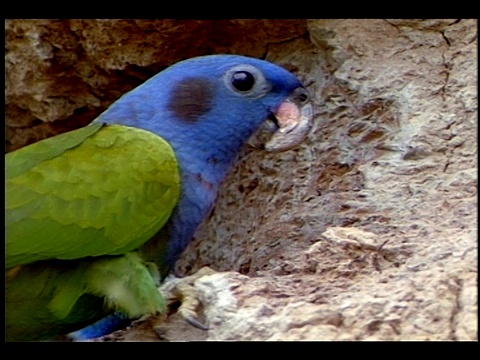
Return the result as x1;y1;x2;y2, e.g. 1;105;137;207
159;266;216;331
184;313;209;331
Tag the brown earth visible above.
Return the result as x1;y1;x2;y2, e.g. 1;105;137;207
5;19;477;341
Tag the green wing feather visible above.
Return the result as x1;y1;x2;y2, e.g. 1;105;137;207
6;251;166;341
6;123;181;269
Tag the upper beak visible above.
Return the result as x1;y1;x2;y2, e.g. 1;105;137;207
265;87;313;152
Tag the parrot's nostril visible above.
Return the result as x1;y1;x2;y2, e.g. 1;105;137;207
294;87;309;104
298;92;308;103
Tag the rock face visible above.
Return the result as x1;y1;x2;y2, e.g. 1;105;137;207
5;19;477;341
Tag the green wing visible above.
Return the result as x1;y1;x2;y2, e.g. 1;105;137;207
6;123;181;269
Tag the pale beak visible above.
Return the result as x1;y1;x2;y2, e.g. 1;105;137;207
248;87;313;152
265;93;313;152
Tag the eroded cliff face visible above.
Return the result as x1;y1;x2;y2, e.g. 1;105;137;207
5;19;477;341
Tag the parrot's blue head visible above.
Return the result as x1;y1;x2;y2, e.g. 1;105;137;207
98;54;313;177
158;55;306;125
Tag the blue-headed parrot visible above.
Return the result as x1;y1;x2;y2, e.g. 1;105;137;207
5;54;313;341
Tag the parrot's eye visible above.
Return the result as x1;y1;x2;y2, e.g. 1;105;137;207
223;64;271;98
231;71;255;92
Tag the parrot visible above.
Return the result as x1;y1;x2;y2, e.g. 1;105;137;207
5;54;313;341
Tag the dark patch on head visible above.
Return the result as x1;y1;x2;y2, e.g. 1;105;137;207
167;77;215;122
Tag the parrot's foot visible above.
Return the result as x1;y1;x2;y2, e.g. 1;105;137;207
159;266;217;331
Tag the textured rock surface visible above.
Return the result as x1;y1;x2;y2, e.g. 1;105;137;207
5;19;477;341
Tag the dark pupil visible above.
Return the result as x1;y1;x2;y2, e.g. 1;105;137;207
232;71;255;91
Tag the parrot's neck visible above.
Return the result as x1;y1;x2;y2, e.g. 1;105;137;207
159;136;246;270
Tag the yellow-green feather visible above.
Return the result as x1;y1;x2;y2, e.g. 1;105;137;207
6;253;166;341
5;123;179;340
85;252;166;317
6;123;181;268
6;261;106;341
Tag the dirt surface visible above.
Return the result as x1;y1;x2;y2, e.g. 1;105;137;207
5;19;477;341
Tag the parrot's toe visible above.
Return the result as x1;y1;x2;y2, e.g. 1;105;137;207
183;313;209;331
159;266;217;331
